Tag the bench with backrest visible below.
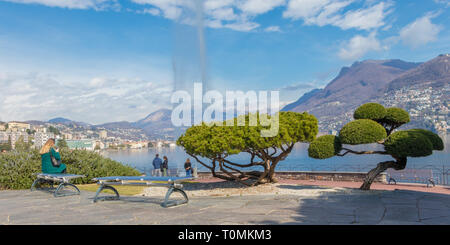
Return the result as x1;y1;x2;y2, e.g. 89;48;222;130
31;173;85;197
386;168;435;187
91;176;195;207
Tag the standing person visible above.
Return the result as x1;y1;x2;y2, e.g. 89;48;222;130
184;158;192;177
40;138;67;174
152;154;162;176
162;156;169;176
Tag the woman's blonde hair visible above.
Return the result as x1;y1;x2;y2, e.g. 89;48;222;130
40;138;55;154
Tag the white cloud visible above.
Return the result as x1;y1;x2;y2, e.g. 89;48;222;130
0;72;173;124
137;8;161;16
264;26;282;32
237;0;285;15
338;32;382;60
132;0;284;32
334;2;392;30
2;0;118;10
434;0;450;7
283;0;393;31
399;13;443;48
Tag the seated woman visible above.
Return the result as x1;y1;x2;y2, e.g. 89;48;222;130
40;138;67;174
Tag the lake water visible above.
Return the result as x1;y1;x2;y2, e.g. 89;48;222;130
102;134;450;177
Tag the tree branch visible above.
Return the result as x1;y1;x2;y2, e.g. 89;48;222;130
337;148;389;156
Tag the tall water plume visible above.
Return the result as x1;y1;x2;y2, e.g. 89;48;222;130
172;0;209;93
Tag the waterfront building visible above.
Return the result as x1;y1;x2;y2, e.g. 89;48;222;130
99;130;107;139
34;132;55;148
0;131;8;143
7;131;29;149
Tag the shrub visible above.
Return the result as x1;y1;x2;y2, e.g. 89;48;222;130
353;103;386;120
177;111;318;185
0;149;140;190
403;129;443;151
308;135;342;159
384;130;433;158
339;119;387;145
384;107;410;125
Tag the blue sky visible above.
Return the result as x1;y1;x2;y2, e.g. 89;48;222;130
0;0;449;124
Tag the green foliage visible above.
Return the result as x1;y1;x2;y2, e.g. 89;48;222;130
384;130;435;158
57;138;68;149
177;112;318;158
384;108;410;125
0;143;11;152
406;129;444;151
308;135;342;159
14;136;31;152
48;126;60;135
0;149;140;190
353;103;386;120
339;119;387;145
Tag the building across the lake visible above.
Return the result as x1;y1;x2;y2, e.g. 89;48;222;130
66;139;95;151
34;132;55;149
7;122;30;132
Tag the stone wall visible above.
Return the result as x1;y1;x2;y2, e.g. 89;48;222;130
197;171;387;183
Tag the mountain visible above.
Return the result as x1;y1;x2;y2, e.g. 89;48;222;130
134;108;172;127
96;121;136;129
387;54;450;92
25;120;46;126
134;109;186;139
282;59;421;118
282;55;449;133
48;117;90;127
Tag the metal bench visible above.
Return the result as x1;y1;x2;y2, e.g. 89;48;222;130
31;173;85;197
387;169;435;187
91;176;195;208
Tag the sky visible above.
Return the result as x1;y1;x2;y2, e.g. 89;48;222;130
0;0;449;124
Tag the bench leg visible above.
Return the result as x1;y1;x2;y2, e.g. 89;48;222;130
427;179;435;188
93;184;120;203
388;178;396;185
54;183;81;197
162;186;189;208
30;178;41;191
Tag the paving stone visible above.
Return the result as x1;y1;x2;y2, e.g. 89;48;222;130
0;188;449;225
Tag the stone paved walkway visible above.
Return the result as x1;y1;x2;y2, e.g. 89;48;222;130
0;185;449;225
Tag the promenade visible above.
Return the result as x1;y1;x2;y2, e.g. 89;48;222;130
0;180;449;225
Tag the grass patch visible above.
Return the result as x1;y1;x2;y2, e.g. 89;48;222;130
77;184;146;196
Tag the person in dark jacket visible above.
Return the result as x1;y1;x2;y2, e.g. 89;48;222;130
161;156;169;176
40;138;66;174
152;154;162;176
184;158;192;177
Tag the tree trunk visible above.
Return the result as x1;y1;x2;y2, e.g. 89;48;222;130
360;157;406;190
267;160;280;183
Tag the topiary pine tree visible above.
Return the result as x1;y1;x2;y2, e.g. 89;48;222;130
308;102;444;190
177;111;318;186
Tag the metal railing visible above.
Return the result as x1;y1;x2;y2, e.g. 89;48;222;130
134;164;450;186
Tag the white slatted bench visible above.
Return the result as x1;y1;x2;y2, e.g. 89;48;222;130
91;176;195;208
31;173;85;197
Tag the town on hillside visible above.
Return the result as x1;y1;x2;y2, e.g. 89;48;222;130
0;121;176;152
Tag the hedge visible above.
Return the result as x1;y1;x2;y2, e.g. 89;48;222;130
308;135;342;159
384;107;410;125
339;119;387;145
0;149;141;190
384;130;434;158
353;103;386;120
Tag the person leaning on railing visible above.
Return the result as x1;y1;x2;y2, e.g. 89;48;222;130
184;158;192;177
39;138;67;174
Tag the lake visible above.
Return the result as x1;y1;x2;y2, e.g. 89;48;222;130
102;134;450;176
